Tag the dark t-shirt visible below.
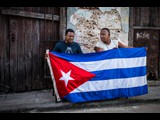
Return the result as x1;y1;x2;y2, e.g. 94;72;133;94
52;41;83;54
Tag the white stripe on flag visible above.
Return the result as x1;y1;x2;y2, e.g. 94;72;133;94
71;57;146;72
71;76;147;93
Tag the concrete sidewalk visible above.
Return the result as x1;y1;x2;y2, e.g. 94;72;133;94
0;81;160;113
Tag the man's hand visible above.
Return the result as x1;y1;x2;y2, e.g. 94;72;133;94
45;53;48;59
94;47;104;52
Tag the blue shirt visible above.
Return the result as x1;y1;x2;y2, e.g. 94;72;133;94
52;41;83;54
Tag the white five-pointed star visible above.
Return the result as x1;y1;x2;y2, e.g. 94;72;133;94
59;70;74;86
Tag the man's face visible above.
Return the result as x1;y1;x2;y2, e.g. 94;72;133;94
65;32;75;43
100;30;110;43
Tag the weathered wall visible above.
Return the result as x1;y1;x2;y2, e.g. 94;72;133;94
67;7;129;53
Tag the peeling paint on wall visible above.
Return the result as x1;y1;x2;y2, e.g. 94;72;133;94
67;7;129;53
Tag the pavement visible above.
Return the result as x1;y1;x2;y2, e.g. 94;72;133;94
0;81;160;113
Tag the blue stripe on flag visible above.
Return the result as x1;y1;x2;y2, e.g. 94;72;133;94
91;66;146;81
50;47;146;62
65;85;148;103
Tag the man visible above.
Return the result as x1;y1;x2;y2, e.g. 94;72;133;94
94;28;134;100
45;29;82;58
52;28;82;54
94;28;133;52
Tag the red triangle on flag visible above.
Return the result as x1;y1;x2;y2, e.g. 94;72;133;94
49;53;95;98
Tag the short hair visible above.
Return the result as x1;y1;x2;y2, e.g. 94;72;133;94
65;29;75;35
101;28;110;35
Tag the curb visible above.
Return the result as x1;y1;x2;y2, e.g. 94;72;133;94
1;97;160;113
33;98;160;113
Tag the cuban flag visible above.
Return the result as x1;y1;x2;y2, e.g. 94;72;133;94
46;47;148;103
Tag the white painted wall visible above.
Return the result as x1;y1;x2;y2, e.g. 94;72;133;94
67;7;129;53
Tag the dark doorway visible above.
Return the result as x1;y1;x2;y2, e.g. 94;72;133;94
133;29;159;80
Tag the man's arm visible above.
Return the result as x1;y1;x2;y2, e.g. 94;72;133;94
118;41;133;48
94;46;104;52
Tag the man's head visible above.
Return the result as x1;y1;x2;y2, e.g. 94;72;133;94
65;29;75;44
100;28;110;44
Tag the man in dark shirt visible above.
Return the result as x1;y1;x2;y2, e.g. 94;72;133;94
52;28;82;54
45;29;82;57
